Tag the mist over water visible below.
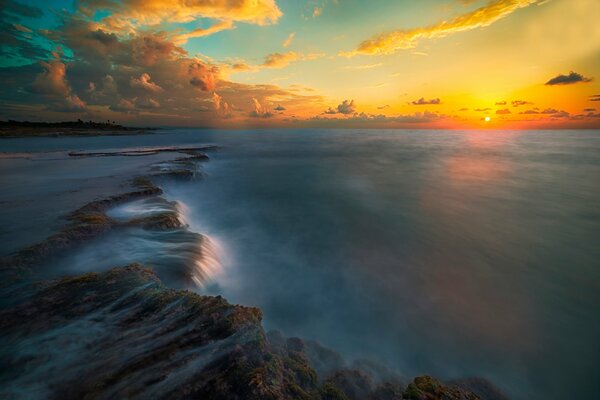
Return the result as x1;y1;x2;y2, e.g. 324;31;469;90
1;129;599;399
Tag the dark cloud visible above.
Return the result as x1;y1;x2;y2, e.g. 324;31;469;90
324;99;356;115
337;99;356;114
411;97;441;105
274;105;286;111
545;71;592;86
590;94;600;102
520;108;560;115
109;98;136;113
583;108;596;112
474;108;491;112
512;100;532;107
496;108;511;115
495;101;506;105
0;2;50;63
459;108;468;111
188;62;219;92
3;0;43;18
377;104;390;109
520;108;569;118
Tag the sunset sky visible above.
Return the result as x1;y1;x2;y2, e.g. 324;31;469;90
1;0;599;128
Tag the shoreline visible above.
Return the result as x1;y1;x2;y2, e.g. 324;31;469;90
0;120;158;138
0;144;507;400
0;127;156;138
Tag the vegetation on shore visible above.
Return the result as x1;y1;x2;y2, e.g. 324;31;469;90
0;119;153;137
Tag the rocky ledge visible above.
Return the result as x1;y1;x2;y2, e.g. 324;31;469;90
0;265;504;400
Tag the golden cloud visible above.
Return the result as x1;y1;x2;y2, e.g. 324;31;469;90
341;0;539;56
262;52;300;68
76;0;283;29
173;20;235;44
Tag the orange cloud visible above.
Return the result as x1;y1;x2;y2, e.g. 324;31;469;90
282;32;296;48
28;53;86;111
262;52;300;68
77;0;283;28
173;20;234;44
130;73;164;93
341;0;540;56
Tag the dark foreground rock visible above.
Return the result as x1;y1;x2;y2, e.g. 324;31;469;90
0;265;501;400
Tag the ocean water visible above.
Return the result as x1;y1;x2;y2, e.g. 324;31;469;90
1;129;599;399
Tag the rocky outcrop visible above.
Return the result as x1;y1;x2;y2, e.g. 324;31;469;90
0;265;498;400
0;152;207;284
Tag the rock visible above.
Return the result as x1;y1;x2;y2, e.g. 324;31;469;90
447;378;509;400
403;376;481;400
0;265;492;400
0;265;291;399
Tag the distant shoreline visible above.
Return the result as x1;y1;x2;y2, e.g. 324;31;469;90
0;120;156;138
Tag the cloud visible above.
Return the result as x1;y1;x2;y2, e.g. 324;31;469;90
64;94;86;111
459;107;469;111
173;20;234;44
378;105;391;109
512;100;532;107
545;71;593;86
135;97;161;109
341;0;539;56
342;63;383;70
27;53;87;112
0;10;329;125
109;98;136;113
1;3;49;63
583;108;596;112
262;52;300;68
312;7;323;18
495;101;507;105
311;110;448;127
282;32;296;48
589;94;600;102
250;97;273;118
3;0;43;18
474;107;491;112
130;72;163;92
212;92;222;110
411;97;441;105
520;108;563;115
274;104;286;111
337;99;356;114
496;108;511;114
324;99;356;115
76;0;282;28
231;52;323;73
29;56;70;97
189;62;219;91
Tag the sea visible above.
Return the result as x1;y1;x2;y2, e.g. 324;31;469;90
1;129;598;399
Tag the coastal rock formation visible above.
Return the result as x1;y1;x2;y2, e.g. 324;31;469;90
0;150;208;284
0;265;497;399
0;144;507;399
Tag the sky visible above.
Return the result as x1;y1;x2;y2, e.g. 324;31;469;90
0;0;599;129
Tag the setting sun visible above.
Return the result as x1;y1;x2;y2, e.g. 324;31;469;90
485;116;491;122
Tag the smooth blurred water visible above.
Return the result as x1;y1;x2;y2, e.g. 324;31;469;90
1;129;599;399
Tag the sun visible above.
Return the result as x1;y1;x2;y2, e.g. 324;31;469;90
485;116;491;122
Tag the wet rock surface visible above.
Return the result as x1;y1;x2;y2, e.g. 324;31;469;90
0;265;496;400
0;150;208;284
